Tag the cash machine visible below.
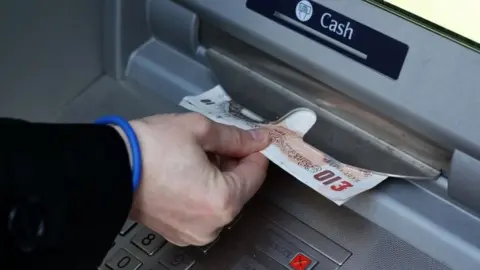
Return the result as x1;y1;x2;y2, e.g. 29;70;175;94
1;0;479;269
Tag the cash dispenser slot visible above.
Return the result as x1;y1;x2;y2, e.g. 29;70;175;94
198;21;448;180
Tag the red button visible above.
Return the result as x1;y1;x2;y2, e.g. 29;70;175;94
289;253;312;270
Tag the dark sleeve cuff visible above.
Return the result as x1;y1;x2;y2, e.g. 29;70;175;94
0;119;133;269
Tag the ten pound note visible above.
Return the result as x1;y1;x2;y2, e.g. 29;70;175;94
179;86;400;205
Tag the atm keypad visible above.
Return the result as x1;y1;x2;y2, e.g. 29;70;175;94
102;203;350;270
101;221;198;270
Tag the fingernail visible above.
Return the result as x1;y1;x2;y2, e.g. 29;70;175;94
249;128;268;141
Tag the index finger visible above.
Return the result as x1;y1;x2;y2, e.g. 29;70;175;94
190;115;271;157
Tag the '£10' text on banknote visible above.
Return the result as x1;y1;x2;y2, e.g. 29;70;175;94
179;86;391;205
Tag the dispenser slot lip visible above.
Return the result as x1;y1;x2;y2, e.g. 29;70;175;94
204;47;445;179
448;150;480;214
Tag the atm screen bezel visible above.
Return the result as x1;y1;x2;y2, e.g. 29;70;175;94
365;0;480;53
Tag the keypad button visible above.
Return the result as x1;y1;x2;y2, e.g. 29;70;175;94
158;244;196;270
120;220;137;236
106;249;142;270
231;256;269;270
131;228;166;255
290;253;313;270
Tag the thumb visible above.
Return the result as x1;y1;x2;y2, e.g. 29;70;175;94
195;120;271;157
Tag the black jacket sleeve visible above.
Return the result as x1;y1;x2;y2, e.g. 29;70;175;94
0;118;133;269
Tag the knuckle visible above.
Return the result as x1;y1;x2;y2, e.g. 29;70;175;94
184;228;216;246
231;127;246;146
184;112;207;123
195;235;215;246
208;192;236;225
167;238;188;247
189;113;212;136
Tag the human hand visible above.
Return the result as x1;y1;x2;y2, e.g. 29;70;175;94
119;113;271;246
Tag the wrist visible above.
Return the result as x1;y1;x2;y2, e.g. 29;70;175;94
95;116;143;193
113;121;146;222
112;125;133;169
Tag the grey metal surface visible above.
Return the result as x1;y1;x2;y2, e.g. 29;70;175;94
174;0;480;164
57;76;182;123
0;0;103;121
345;176;480;270
148;0;200;58
104;0;150;79
449;150;480;214
126;39;216;106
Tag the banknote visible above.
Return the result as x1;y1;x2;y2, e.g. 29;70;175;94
179;86;403;205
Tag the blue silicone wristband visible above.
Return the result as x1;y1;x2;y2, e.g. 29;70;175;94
95;116;142;192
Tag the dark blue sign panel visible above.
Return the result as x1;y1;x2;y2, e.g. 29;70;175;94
246;0;409;80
